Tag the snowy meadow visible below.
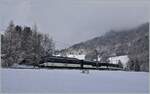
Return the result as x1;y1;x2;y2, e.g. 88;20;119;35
1;69;149;93
0;1;149;94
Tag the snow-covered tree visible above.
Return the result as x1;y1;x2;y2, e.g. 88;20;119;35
118;60;123;68
41;34;55;57
2;21;15;67
1;22;55;67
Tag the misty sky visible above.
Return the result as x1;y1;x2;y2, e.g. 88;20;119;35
0;0;149;49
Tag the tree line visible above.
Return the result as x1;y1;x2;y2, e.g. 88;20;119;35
1;21;55;67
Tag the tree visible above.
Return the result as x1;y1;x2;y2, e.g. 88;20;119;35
41;34;55;57
1;22;55;67
133;59;140;71
118;60;123;68
127;59;140;71
2;21;15;67
31;31;43;65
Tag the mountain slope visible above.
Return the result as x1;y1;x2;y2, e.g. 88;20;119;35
60;22;149;71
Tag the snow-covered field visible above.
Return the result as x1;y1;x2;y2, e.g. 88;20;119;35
0;69;149;93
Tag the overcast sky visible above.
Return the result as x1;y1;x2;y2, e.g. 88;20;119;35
0;0;149;49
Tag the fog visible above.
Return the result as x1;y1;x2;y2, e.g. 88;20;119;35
0;0;149;49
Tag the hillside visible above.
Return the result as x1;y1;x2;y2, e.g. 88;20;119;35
60;23;149;71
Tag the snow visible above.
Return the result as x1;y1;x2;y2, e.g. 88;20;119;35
67;54;85;60
53;54;61;57
42;63;81;67
108;55;129;66
53;54;85;60
10;64;35;69
1;69;148;93
54;54;129;67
